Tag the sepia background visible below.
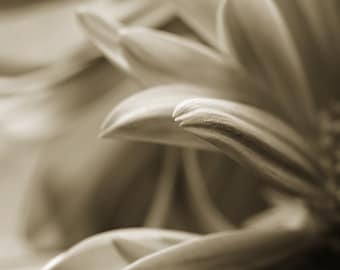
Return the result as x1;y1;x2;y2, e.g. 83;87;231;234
1;1;340;270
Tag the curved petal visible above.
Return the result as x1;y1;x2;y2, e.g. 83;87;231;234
0;0;89;70
174;97;321;171
143;147;180;227
0;60;125;140
77;11;276;111
124;225;319;270
218;0;317;133
0;44;99;96
43;228;197;270
100;84;237;148
24;134;161;249
198;151;269;225
79;0;174;27
173;99;326;199
0;0;171;74
172;0;221;47
182;149;235;231
276;0;340;105
244;194;311;229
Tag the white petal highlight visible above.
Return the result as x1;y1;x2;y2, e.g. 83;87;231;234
124;226;319;270
100;84;238;148
42;228;197;270
77;11;275;111
174;99;326;199
220;0;317;133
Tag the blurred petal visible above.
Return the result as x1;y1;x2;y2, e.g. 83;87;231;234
197;151;268;225
80;0;174;27
219;0;317;132
0;44;98;96
77;11;129;72
76;1;176;73
77;11;276;111
0;0;89;70
22;92;162;249
0;60;126;140
172;0;221;47
216;0;231;54
100;84;232;148
24;138;162;249
0;0;175;95
43;228;197;270
174;99;325;199
124;225;319;270
244;196;311;229
144;148;180;227
182;149;235;231
0;0;173;74
276;0;340;104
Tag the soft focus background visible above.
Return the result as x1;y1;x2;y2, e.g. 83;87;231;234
0;0;267;268
0;0;120;267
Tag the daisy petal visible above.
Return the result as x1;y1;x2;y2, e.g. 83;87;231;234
174;99;325;199
182;149;235;232
24;123;161;250
219;0;317;132
79;0;174;27
42;228;196;270
276;0;340;104
0;44;98;96
118;27;268;106
244;197;310;229
143;148;180;227
77;11;275;111
172;0;221;47
0;60;122;140
124;226;318;270
100;84;241;148
174;97;321;172
0;1;89;69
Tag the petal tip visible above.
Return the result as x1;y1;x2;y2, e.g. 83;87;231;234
172;99;194;120
76;8;122;46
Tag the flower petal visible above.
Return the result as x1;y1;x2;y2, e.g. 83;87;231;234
80;0;174;27
174;98;325;199
124;225;319;270
0;60;125;140
24;135;161;249
276;0;340;105
172;0;221;47
42;228;197;270
118;27;268;106
174;97;321;171
0;1;88;69
143;148;180;227
0;44;98;96
182;149;235;231
100;84;237;148
218;0;317;133
244;195;311;229
77;11;276;111
197;151;268;225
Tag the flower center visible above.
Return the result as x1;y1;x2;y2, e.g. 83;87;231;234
318;102;340;221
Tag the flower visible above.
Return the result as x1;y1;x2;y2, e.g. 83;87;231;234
9;0;179;251
1;0;263;258
43;0;340;269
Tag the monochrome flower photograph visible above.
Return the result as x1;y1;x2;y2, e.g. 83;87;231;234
1;0;339;269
